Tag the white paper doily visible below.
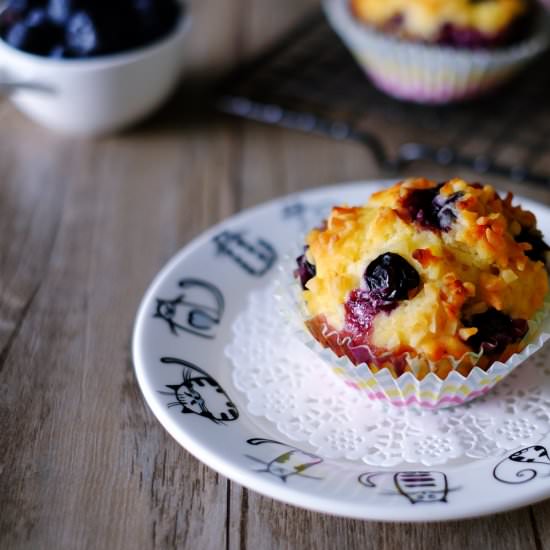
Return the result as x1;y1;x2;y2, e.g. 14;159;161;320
226;281;550;467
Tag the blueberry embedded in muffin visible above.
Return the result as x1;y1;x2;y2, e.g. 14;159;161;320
350;0;534;48
295;178;549;378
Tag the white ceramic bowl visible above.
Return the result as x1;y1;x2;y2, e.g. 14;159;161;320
0;5;190;135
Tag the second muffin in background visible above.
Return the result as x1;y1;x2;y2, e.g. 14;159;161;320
323;0;549;103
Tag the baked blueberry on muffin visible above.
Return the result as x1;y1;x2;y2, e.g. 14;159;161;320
296;178;549;380
350;0;534;48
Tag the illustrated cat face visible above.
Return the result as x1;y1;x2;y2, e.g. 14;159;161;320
171;384;205;415
167;377;238;423
161;357;239;424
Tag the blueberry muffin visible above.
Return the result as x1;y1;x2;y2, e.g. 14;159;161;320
350;0;534;48
323;0;548;103
296;178;549;379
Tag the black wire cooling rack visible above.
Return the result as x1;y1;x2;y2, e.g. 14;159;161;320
216;10;550;187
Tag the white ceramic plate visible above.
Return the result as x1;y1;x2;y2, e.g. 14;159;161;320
132;180;550;522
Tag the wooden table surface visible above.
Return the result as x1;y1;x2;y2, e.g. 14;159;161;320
2;1;550;548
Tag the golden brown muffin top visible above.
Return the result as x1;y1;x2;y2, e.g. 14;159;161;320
350;0;529;42
301;178;548;365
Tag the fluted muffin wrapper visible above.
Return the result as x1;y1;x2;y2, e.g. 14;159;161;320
279;256;550;409
323;0;550;104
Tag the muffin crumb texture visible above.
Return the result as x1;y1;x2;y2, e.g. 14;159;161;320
298;178;549;378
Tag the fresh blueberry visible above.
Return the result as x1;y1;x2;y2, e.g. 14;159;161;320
6;8;62;54
5;0;40;13
47;0;78;25
73;3;141;55
295;249;316;290
5;14;60;55
132;0;181;44
49;43;67;57
65;11;98;55
364;252;420;302
515;227;550;266
133;0;180;21
1;0;182;57
0;2;39;41
133;0;155;13
26;8;48;27
5;21;31;49
463;308;528;355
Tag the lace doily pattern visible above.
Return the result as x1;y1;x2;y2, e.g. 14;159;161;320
226;283;550;467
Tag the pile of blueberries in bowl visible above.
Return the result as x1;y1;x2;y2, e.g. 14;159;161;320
0;0;183;58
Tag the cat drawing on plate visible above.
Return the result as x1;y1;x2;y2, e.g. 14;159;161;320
154;278;224;339
493;445;550;484
245;438;323;482
159;356;238;424
359;471;451;504
213;231;277;277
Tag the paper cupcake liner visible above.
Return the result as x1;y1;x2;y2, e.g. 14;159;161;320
323;0;550;104
279;255;550;409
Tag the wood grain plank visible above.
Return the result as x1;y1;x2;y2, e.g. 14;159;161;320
531;500;550;550
0;128;70;370
0;127;238;550
0;0;246;548
239;124;383;208
230;493;538;550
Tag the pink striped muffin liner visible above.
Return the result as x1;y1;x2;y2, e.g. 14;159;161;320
279;258;550;410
